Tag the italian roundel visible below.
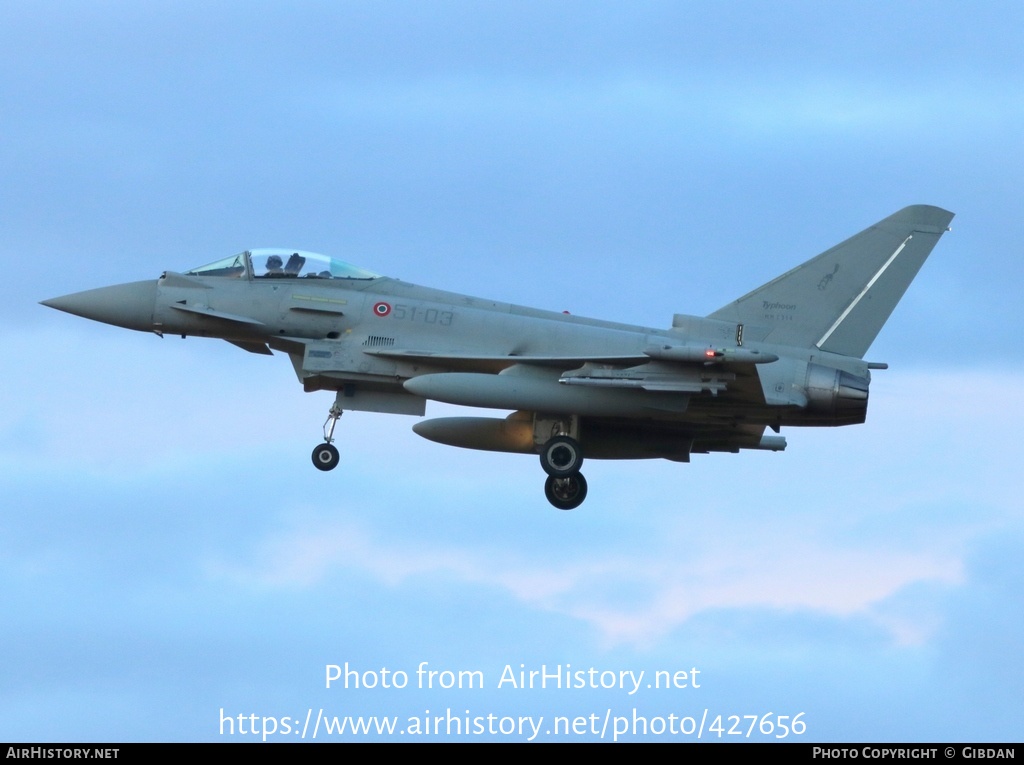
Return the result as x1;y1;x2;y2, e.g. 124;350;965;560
373;302;391;317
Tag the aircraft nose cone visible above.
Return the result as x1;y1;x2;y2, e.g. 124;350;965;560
41;280;158;332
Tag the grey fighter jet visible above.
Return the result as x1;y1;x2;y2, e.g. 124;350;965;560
42;205;953;509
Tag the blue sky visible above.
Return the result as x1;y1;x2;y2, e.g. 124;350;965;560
2;1;1022;742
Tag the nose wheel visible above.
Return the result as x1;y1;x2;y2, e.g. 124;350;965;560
312;399;344;472
312;442;340;471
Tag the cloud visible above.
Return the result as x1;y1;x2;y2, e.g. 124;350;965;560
189;367;1023;651
206;505;963;650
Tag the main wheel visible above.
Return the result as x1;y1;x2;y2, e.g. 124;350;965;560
312;443;340;471
539;435;584;478
544;473;588;511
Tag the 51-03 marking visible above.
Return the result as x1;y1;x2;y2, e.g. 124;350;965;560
378;302;454;325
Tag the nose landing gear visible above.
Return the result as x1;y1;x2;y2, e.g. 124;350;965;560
312;399;343;471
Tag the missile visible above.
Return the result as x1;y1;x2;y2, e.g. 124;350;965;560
403;372;689;416
753;435;787;451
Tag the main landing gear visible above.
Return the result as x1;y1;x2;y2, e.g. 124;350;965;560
310;396;589;511
544;472;588;510
312;400;343;472
539;434;587;510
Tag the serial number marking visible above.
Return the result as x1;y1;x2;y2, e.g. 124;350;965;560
393;304;454;325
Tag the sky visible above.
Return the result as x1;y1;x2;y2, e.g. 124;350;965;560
2;0;1022;743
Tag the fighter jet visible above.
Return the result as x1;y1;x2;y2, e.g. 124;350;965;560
42;205;953;509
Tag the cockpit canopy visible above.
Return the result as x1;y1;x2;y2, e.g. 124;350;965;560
185;250;380;280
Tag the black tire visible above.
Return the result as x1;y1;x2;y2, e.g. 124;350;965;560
539;435;584;478
544;473;588;511
312;443;340;471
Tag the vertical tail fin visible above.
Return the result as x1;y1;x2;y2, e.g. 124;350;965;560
707;205;954;357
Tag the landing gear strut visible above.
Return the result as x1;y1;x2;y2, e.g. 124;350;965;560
312;399;343;471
